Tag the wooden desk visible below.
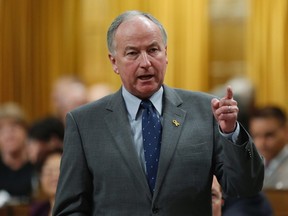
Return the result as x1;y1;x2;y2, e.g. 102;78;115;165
264;189;288;216
0;204;30;216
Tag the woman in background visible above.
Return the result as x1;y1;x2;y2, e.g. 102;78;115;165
30;148;62;216
0;102;34;203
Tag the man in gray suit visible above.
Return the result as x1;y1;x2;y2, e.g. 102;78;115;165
53;10;264;216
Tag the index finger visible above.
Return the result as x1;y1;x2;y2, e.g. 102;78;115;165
225;86;233;99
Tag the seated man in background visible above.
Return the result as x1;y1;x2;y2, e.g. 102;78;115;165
0;102;34;205
249;106;288;189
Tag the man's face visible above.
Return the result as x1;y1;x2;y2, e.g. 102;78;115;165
109;16;168;99
249;117;288;163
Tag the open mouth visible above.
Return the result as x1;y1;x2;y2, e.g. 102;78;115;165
139;75;153;80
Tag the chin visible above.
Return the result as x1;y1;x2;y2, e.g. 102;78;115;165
142;85;160;93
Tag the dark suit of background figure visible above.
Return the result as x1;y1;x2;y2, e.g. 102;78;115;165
222;192;273;216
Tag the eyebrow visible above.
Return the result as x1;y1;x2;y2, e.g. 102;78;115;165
124;46;137;52
124;41;161;51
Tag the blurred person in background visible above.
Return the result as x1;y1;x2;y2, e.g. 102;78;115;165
30;148;62;216
26;116;64;200
87;83;115;102
212;176;223;216
0;102;34;204
51;75;88;123
27;116;64;166
249;105;288;189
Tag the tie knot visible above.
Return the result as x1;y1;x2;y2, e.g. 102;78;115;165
141;99;153;110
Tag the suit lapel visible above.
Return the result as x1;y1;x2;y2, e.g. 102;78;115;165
104;89;152;199
153;86;187;199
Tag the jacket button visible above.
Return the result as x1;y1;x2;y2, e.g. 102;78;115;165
152;207;159;214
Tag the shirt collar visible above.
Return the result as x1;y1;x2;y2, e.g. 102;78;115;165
122;86;163;120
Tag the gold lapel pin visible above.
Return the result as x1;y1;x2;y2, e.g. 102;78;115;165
172;120;180;127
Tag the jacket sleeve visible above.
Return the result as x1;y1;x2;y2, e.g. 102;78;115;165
214;122;264;197
53;113;92;216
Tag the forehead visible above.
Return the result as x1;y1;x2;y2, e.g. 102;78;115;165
114;16;162;44
43;154;62;168
250;117;281;128
0;117;21;127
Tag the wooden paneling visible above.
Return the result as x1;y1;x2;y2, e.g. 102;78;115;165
0;204;30;216
264;189;288;216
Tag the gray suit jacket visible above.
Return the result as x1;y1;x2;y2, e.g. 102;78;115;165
53;85;264;216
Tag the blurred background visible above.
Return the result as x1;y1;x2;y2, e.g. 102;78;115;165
0;0;287;122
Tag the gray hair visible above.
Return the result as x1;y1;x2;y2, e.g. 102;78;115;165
107;10;167;54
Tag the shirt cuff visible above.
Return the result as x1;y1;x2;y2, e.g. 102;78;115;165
219;122;240;143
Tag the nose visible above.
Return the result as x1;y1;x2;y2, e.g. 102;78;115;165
139;52;151;68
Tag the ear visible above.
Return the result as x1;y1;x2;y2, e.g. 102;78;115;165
165;46;168;65
108;53;119;74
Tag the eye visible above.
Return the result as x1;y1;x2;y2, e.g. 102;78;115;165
126;51;138;56
148;47;159;53
128;52;136;55
265;132;276;138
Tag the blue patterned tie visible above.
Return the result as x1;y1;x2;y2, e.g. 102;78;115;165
141;99;162;193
